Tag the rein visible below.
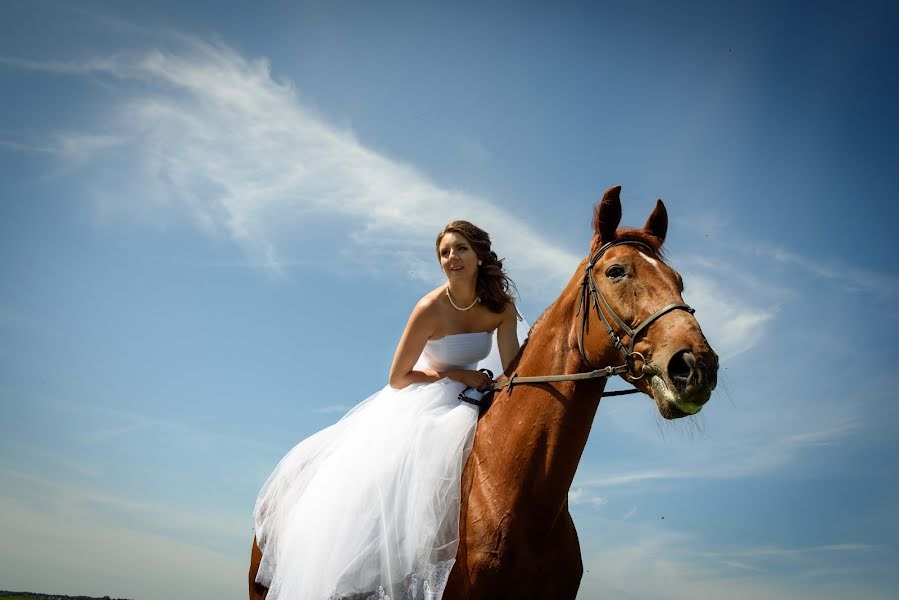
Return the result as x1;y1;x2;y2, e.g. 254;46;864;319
459;239;695;410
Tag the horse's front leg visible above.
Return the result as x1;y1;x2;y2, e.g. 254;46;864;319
451;504;584;599
531;506;583;600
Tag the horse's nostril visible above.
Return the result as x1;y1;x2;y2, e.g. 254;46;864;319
668;350;695;383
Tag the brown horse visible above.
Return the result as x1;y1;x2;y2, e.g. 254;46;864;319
249;185;718;599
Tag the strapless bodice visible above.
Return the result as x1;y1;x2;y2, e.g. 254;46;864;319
421;331;492;371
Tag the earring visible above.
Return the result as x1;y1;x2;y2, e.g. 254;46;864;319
478;260;483;266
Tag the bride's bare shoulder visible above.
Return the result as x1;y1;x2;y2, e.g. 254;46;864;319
404;286;447;330
414;285;447;312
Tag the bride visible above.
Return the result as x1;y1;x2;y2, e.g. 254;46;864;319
252;220;521;600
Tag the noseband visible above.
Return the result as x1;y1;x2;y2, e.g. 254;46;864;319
577;239;695;379
461;239;695;409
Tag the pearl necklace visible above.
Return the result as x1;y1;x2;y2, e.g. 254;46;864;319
445;286;480;311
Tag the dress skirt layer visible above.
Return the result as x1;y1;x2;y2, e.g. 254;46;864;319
253;343;488;600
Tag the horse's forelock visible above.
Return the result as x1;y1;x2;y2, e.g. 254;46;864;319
592;227;667;261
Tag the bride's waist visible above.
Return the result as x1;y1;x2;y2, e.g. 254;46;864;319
416;359;479;372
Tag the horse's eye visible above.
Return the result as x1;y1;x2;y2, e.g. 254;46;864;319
606;265;627;279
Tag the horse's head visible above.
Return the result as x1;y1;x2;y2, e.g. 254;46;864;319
579;185;718;419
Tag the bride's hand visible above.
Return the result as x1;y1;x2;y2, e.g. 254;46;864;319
451;369;493;391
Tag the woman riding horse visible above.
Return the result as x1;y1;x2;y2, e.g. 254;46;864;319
250;185;718;600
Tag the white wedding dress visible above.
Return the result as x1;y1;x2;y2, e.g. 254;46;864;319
253;331;498;600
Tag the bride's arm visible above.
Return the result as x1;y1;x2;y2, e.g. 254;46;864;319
388;299;490;390
496;301;521;373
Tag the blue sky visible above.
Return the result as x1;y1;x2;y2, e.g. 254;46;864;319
1;1;898;598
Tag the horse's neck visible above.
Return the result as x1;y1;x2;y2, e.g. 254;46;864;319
480;296;615;525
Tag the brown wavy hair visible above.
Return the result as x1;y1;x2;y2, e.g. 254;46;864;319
436;220;517;314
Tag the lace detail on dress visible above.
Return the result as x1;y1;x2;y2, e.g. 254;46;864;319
407;559;455;600
366;587;390;600
324;559;455;600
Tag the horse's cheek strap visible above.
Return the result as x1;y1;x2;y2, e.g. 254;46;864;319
627;303;696;353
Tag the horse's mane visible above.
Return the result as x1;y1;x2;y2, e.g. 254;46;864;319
501;335;529;377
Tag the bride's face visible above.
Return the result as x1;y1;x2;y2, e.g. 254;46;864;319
438;232;479;283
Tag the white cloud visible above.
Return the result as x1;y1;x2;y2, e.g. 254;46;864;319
578;530;893;600
0;440;101;479
569;486;608;509
455;135;490;164
0;466;246;542
1;39;773;360
55;133;126;159
680;272;776;361
2;41;579;294
0;55;125;76
763;245;899;301
676;215;899;305
73;404;281;452
696;542;885;561
3;29;895;600
575;419;858;490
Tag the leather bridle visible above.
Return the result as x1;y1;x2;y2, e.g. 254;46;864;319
576;239;695;380
460;239;696;408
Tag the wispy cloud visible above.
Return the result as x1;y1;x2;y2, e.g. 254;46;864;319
762;244;899;302
0;132;124;158
1;41;578;293
73;404;281;452
568;486;608;509
576;419;858;490
0;55;125;76
76;422;146;445
676;214;899;305
681;272;776;360
0;137;58;154
577;526;894;600
720;559;763;572
454;135;490;164
0;440;101;478
0;465;247;545
0;38;773;363
696;542;886;561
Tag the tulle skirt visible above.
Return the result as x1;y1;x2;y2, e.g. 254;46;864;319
253;376;479;600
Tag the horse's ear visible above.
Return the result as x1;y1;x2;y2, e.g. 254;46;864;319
593;185;622;244
643;199;668;244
